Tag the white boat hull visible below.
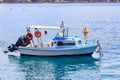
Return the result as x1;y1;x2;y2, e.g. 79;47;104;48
18;45;98;56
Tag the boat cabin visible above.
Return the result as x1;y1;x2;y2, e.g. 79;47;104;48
52;36;82;48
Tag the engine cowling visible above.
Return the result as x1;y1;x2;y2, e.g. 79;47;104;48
8;35;30;52
16;35;30;47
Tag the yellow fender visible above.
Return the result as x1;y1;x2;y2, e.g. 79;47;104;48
84;27;88;36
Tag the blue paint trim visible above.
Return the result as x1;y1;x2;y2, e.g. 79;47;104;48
19;45;98;51
21;52;93;57
53;37;80;41
53;37;72;41
55;46;78;49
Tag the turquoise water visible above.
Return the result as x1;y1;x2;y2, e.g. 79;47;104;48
0;3;120;80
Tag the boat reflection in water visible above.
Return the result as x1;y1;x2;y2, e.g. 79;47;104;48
8;55;101;80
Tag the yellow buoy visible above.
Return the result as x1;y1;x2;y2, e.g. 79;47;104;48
84;27;88;36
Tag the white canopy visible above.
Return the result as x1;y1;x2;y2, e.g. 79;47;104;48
28;25;64;30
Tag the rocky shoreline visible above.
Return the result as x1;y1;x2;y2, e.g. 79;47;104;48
0;0;120;3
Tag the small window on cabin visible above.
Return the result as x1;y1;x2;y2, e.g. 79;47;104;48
57;41;75;46
78;40;81;44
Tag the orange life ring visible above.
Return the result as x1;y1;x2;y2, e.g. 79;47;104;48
26;33;33;40
34;30;41;38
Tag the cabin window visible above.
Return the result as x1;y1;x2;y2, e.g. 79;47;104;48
78;40;81;44
57;41;75;46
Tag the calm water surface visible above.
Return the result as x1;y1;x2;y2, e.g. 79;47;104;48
0;3;120;80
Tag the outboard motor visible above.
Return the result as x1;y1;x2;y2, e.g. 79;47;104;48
8;35;30;52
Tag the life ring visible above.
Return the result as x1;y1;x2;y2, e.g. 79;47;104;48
34;30;41;38
26;33;33;40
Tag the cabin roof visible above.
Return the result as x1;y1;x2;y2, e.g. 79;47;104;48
53;37;80;41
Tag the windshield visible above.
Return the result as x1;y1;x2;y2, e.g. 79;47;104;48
57;41;75;46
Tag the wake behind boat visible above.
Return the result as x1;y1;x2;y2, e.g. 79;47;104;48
5;21;101;57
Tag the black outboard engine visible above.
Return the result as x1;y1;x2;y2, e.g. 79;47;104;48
8;35;30;52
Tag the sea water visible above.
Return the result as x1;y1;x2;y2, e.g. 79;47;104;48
0;3;120;80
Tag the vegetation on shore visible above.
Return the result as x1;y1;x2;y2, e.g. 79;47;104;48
0;0;120;3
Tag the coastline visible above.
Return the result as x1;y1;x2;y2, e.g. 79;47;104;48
1;2;120;4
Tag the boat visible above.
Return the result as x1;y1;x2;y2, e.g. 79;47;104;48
6;22;101;56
